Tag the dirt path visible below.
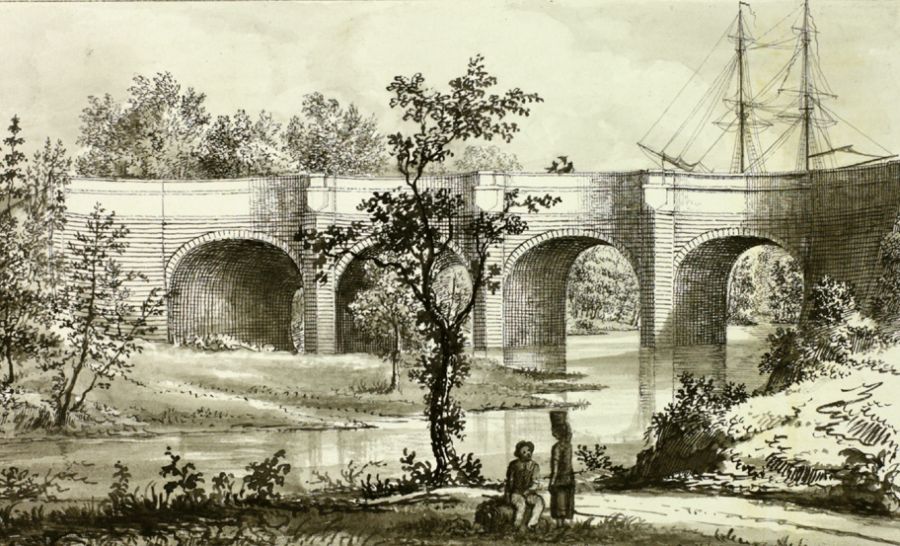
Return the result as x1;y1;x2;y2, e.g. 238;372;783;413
421;488;899;545
573;490;900;546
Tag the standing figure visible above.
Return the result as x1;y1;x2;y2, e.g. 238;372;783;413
549;417;575;525
504;440;544;529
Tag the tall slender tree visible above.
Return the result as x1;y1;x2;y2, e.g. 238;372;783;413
42;204;163;427
299;55;556;482
0;118;69;385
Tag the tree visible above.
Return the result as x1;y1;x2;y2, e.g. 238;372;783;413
452;145;522;172
567;246;639;327
759;276;863;393
282;92;386;175
197;110;288;178
727;253;758;325
766;251;803;323
41;203;163;427
348;262;421;392
871;220;900;334
76;72;211;178
299;55;554;483
0;118;69;385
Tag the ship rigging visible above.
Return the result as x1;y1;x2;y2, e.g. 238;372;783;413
638;0;895;174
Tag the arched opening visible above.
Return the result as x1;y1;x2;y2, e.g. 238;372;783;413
336;250;473;354
503;235;640;371
503;233;646;458
674;235;803;388
168;239;303;351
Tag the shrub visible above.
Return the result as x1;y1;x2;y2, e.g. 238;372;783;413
759;277;881;393
242;449;291;505
106;460;131;515
0;465;87;525
576;444;624;477
631;373;747;482
184;334;274;352
358;448;484;499
310;459;386;493
832;448;900;514
160;446;206;506
210;471;237;505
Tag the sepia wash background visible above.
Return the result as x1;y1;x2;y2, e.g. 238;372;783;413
0;0;897;171
0;2;899;543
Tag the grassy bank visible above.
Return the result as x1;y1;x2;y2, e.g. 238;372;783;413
0;490;756;546
5;342;605;436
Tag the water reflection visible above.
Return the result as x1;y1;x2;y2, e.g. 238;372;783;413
0;327;774;499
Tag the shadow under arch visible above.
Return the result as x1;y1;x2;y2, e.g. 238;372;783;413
673;228;805;348
167;232;303;351
334;240;472;354
502;229;640;371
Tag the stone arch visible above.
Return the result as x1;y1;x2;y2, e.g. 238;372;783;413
166;230;300;288
502;229;640;370
504;228;638;278
673;227;805;346
334;238;470;354
167;231;303;351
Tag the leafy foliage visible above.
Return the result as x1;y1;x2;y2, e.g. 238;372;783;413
196;109;287;177
359;448;484;499
0;118;70;385
40;203;164;427
0;464;89;526
282;92;387;175
727;247;802;325
759;276;878;393
348;262;422;391
76;72;211;178
160;446;205;505
631;373;748;482
868;210;900;338
450;144;522;173
242;448;291;505
576;444;624;477
567;246;638;328
299;55;553;482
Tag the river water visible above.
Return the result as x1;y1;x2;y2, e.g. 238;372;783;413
0;326;774;499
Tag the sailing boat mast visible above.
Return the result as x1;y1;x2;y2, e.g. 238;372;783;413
736;1;748;173
798;0;813;171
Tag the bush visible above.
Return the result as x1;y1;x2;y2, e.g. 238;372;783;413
160;446;206;507
759;277;885;393
358;448;484;499
631;373;747;483
184;334;274;352
576;444;624;477
310;459;387;493
0;464;88;525
832;448;900;514
242;449;291;505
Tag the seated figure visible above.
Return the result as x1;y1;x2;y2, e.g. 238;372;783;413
504;440;544;529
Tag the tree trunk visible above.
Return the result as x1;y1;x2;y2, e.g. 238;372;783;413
390;324;400;392
54;376;77;428
427;348;458;484
3;343;14;385
428;384;454;483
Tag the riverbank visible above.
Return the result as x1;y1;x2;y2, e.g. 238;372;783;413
0;486;801;546
6;484;892;546
5;341;607;437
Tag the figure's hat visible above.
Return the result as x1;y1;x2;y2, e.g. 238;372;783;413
549;410;568;429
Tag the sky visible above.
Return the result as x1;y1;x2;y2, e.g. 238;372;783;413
0;0;898;172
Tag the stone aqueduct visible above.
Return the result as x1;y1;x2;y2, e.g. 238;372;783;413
62;162;900;370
